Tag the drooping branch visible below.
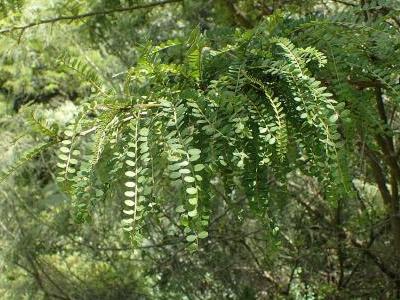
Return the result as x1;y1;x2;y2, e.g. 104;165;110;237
0;0;182;35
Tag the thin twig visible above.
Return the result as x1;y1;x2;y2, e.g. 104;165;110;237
0;0;182;35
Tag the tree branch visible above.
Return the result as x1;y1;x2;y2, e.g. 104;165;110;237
348;79;384;89
221;0;253;29
331;0;357;6
0;0;182;34
363;143;392;207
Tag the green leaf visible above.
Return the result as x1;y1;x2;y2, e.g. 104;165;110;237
178;160;189;167
179;168;191;174
186;235;197;242
329;114;339;123
122;218;134;225
60;147;70;153
198;231;208;239
139;128;149;136
124;200;135;206
188;148;201;156
56;177;65;182
188;210;197;217
176;205;186;213
125;171;135;177
188;198;197;205
168;163;181;171
189;155;200;162
61;140;72;145
58;154;69;161
169;172;181;179
126;160;135;167
194;164;205;172
186;187;197;195
179;215;189;226
67;168;76;174
64;130;74;137
184;176;195;183
125;182;136;188
124;191;135;197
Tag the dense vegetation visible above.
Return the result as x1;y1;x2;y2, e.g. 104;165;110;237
1;0;400;299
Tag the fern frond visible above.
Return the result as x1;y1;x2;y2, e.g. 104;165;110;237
244;72;288;161
25;110;58;137
0;141;55;183
185;27;205;82
57;52;102;92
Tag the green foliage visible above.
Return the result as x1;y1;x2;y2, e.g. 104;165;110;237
1;0;400;299
1;19;354;257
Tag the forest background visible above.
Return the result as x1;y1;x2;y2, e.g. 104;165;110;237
1;0;400;299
